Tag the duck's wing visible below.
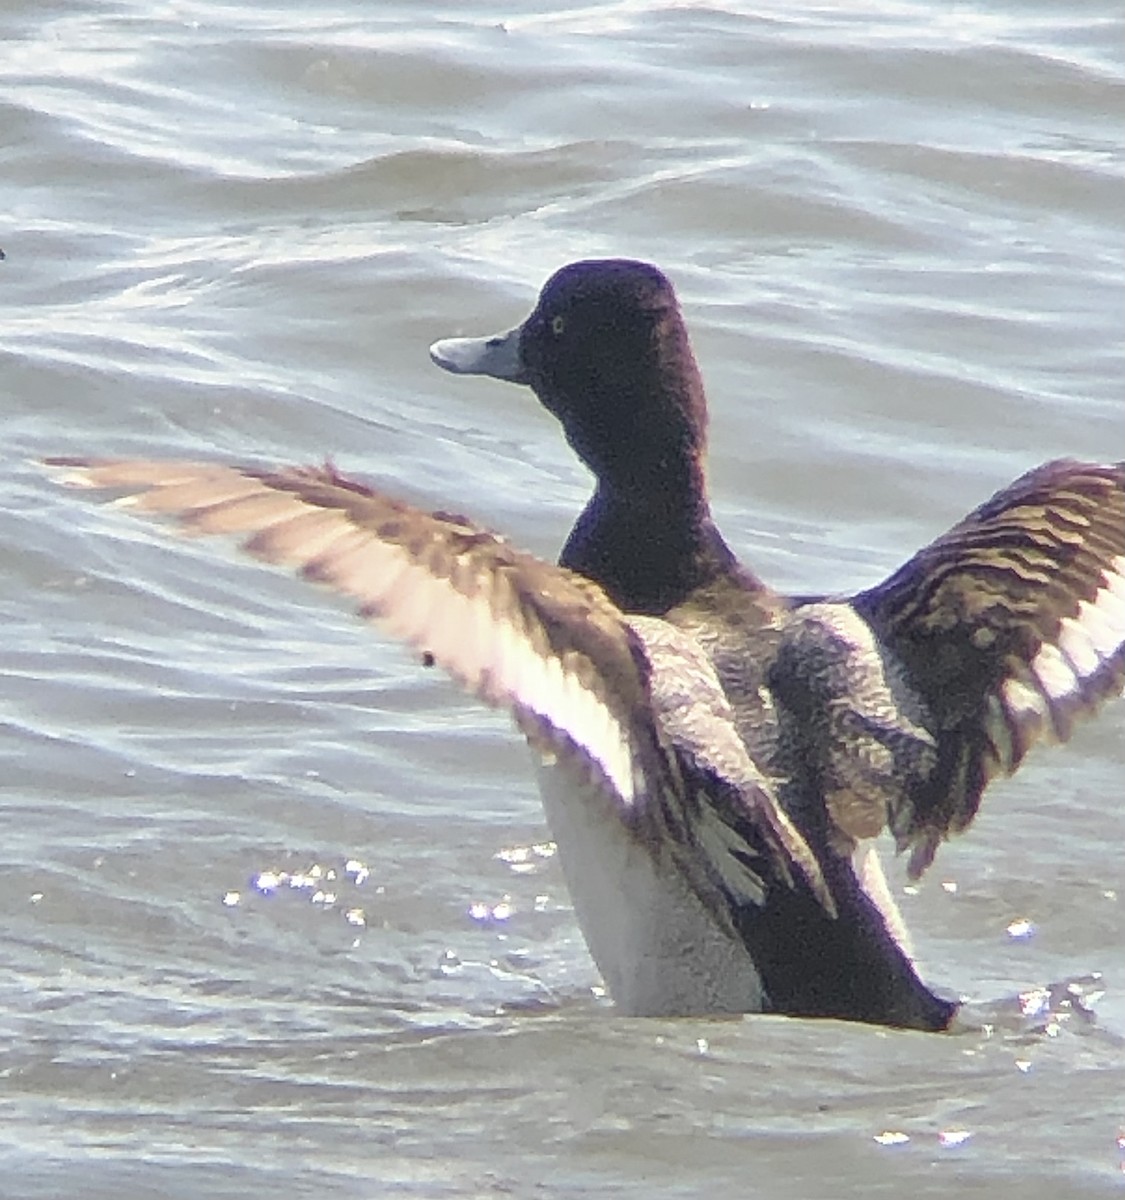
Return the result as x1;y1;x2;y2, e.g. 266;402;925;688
45;457;831;917
835;458;1125;877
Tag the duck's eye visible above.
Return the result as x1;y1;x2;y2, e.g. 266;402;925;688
551;315;566;336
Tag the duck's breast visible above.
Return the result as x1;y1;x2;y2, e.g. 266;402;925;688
534;760;766;1017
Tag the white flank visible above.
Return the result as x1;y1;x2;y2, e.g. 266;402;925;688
855;842;915;964
535;762;766;1016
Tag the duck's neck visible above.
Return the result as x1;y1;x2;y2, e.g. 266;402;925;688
559;469;739;615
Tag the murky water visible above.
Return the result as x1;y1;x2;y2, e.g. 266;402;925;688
1;2;1123;1196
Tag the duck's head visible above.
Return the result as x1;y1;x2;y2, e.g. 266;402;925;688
430;260;709;497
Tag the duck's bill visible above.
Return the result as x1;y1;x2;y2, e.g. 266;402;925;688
429;327;526;383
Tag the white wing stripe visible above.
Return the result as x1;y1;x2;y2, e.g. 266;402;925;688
984;693;1016;770
1030;642;1080;702
1076;555;1125;663
297;527;640;805
1024;554;1125;706
106;462;643;809
1055;617;1100;679
1074;599;1124;661
1094;562;1125;636
1001;676;1050;730
1106;555;1125;601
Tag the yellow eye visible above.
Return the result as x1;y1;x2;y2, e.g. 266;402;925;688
551;315;566;336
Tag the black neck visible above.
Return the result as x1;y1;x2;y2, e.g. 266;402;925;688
559;480;738;614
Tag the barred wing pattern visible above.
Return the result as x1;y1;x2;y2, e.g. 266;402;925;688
46;457;829;919
851;459;1125;876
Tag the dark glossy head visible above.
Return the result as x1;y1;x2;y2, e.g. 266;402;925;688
432;259;709;494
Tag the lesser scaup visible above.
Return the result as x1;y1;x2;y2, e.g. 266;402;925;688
46;455;837;1018
431;259;1125;1026
47;260;1124;1030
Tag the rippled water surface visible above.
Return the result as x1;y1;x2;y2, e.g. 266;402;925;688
1;1;1123;1196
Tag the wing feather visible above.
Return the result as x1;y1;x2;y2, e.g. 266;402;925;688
46;455;831;917
851;459;1125;875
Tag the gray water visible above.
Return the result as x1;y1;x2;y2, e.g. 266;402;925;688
1;1;1123;1196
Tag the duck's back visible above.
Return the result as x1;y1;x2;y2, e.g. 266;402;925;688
665;566;791;763
667;569;957;1029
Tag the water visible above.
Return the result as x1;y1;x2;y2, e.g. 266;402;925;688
1;1;1123;1195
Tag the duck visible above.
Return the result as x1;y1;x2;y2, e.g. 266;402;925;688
430;259;1125;1026
46;260;1125;1031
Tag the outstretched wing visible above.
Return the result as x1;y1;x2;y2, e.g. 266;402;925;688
850;458;1125;875
46;456;830;915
